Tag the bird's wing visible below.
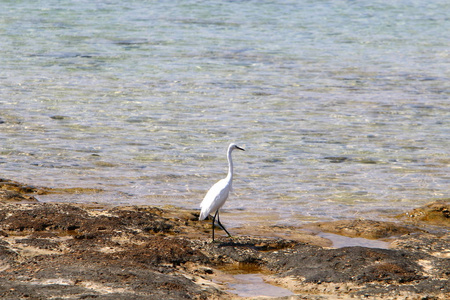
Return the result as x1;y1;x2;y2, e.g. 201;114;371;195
199;179;230;220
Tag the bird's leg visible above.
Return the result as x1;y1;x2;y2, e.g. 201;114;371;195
216;211;232;238
212;210;218;242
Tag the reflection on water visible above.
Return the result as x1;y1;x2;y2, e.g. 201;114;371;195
228;274;294;298
1;0;449;227
317;232;391;249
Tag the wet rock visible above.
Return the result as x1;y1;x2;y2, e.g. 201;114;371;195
402;200;450;226
267;245;423;283
0;178;46;202
0;202;223;299
0;177;106;200
0;178;47;196
0;201;447;299
203;237;273;266
391;231;450;259
0;179;448;299
235;224;333;247
307;219;417;239
264;244;449;298
0;190;38;202
0;203;174;236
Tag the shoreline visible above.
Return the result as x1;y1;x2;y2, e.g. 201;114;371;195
0;177;449;299
3;176;445;229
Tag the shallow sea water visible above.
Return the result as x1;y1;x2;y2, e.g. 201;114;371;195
1;1;449;227
228;274;294;298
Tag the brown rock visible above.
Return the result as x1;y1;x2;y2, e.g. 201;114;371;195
0;190;38;202
402;200;450;226
0;178;46;195
0;180;448;299
306;219;417;239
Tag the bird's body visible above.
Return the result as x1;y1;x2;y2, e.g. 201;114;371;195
199;143;245;241
199;178;230;220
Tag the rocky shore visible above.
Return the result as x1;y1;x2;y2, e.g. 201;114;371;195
0;178;449;299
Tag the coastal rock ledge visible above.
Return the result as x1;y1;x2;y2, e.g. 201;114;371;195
0;179;448;299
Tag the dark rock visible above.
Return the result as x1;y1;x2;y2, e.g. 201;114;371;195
50;115;67;120
0;203;221;299
0;179;448;299
267;245;424;284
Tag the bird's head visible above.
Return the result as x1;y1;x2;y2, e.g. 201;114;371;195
229;143;245;151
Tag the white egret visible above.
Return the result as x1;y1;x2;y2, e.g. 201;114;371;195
199;143;245;241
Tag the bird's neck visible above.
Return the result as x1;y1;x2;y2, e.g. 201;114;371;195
226;149;234;181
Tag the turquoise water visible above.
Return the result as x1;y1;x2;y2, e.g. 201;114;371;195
1;1;449;227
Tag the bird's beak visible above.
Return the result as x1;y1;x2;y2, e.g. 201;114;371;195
236;146;245;151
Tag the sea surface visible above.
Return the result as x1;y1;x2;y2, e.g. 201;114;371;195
1;0;449;227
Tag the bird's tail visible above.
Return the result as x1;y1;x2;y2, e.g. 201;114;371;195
199;209;208;221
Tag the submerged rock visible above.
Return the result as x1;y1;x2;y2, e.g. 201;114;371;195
307;219;418;239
